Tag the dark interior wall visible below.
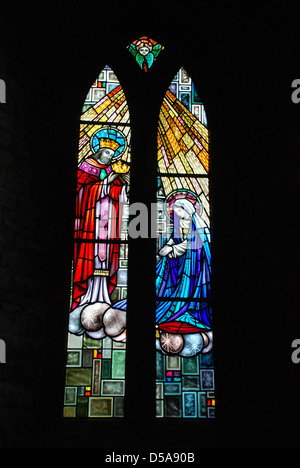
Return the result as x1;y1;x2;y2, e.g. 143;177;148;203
0;3;299;448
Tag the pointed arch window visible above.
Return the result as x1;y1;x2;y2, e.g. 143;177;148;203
63;65;131;418
155;68;214;418
63;61;215;420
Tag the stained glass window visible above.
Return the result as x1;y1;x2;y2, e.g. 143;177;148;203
155;68;215;418
63;66;130;418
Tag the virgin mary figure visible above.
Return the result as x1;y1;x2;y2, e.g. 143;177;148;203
155;198;213;356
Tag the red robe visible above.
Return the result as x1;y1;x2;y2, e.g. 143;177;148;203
72;159;125;309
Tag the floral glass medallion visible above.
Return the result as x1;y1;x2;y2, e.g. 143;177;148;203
127;36;164;71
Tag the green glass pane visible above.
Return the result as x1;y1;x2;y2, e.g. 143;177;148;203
77;397;88;418
101;359;111;379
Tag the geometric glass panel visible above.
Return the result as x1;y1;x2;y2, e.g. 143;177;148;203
63;65;130;418
155;68;215;418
